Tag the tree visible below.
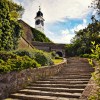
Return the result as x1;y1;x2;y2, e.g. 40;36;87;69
0;0;24;51
65;20;100;57
90;0;100;20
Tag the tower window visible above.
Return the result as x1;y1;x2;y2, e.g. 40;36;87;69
41;20;44;26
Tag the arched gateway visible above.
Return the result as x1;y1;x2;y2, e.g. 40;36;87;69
32;41;66;57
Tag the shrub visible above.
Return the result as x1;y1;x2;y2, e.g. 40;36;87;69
32;49;54;66
0;55;40;74
0;63;12;74
14;49;33;58
89;42;100;100
51;51;57;59
0;51;41;74
14;49;54;66
0;51;17;61
80;54;91;58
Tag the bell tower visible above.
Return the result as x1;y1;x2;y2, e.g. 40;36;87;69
35;6;45;33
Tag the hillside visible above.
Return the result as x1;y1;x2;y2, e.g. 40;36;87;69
31;27;51;42
19;20;51;44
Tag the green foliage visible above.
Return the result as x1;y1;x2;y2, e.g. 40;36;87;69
14;49;32;57
0;0;24;51
80;54;91;58
0;51;16;61
65;21;100;57
90;0;100;20
33;49;54;66
31;27;51;42
51;51;57;59
0;51;40;74
14;49;54;66
88;42;100;100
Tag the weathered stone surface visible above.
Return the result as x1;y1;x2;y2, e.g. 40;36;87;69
0;60;67;99
4;58;94;100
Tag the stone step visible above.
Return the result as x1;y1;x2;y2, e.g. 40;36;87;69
58;72;92;76
10;93;80;100
67;65;91;67
59;69;94;74
59;72;92;75
35;80;89;84
17;89;81;98
4;58;92;100
61;68;94;70
67;61;88;63
57;75;91;77
30;84;87;89
45;78;90;81
50;76;91;79
4;98;20;100
26;86;84;93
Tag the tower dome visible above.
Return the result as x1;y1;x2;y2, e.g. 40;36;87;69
36;6;43;17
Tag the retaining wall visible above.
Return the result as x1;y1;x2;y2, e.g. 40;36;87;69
0;59;67;99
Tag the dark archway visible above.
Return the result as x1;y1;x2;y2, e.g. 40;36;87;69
56;51;63;57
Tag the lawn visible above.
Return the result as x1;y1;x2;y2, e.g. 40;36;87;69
53;59;63;64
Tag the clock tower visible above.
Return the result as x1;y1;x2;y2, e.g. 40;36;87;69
35;6;45;33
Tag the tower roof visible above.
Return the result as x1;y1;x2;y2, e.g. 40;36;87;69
36;6;43;17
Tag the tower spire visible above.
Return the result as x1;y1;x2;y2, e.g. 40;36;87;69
39;6;41;11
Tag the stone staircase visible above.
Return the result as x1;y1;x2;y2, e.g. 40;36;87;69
5;58;94;100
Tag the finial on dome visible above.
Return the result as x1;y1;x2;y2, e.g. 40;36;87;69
39;6;41;11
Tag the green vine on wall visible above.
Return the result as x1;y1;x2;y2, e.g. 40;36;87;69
89;41;100;100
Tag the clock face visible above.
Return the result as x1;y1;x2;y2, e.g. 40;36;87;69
35;19;40;25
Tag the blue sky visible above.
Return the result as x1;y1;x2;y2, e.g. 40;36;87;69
14;0;94;44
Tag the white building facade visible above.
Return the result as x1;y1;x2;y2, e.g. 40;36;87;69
35;6;45;33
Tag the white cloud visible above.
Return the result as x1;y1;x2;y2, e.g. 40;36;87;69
45;29;75;44
71;19;87;33
14;0;92;27
45;19;88;44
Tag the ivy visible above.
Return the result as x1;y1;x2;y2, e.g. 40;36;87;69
0;0;24;51
89;42;100;100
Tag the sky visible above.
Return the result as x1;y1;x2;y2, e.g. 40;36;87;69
13;0;94;44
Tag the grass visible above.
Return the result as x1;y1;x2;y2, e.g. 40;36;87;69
53;59;63;64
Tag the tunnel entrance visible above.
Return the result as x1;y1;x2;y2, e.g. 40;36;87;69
56;51;63;57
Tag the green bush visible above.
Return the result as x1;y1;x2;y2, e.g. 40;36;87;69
14;49;54;66
80;54;91;58
0;51;17;61
33;50;53;66
0;51;41;74
89;42;100;100
14;49;33;58
0;56;40;74
51;51;57;59
0;49;54;74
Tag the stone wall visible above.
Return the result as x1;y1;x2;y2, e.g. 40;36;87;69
19;20;34;44
80;61;98;99
80;78;97;99
18;37;34;50
0;60;67;99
